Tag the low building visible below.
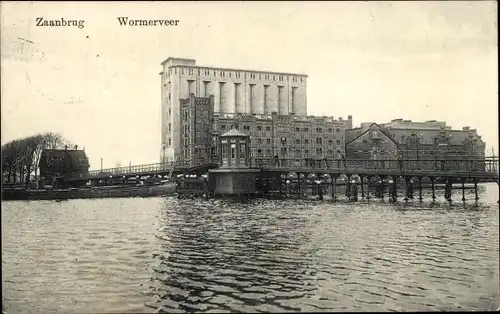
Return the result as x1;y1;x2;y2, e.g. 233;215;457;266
346;120;486;160
39;148;90;180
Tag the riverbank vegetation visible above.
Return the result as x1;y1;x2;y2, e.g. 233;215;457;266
2;133;75;184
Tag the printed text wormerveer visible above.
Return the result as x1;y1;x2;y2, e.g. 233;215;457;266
117;17;179;26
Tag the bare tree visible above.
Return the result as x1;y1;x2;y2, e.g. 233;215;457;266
1;132;78;185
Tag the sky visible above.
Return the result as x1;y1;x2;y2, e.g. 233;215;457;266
1;1;497;170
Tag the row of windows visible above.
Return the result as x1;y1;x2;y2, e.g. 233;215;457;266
254;148;339;156
165;68;305;83
254;138;342;145
218;125;342;133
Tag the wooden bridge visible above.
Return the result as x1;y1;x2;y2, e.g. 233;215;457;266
254;157;499;180
62;157;499;183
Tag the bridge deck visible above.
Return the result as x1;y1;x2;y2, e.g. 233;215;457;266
61;158;499;182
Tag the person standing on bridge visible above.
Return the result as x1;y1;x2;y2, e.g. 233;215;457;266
341;155;347;169
274;154;280;167
336;150;342;168
397;151;403;171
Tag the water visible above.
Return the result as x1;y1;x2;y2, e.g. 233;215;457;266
2;183;499;313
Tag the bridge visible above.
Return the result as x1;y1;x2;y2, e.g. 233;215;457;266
62;157;499;183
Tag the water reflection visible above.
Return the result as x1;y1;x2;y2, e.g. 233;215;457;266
148;199;320;312
1;183;499;313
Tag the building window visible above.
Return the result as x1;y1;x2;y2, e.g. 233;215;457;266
243;125;250;130
278;86;284;114
257;138;262;144
240;143;246;160
231;143;236;159
316;138;322;144
266;138;271;144
257;125;262;131
264;85;270;111
168;138;171;146
295;127;300;132
336;128;340;132
336;140;341;145
203;81;210;97
316;148;322;156
296;139;301;144
249;84;255;111
304;150;309;155
316;128;322;133
266;126;271;131
257;148;262;154
291;87;297;112
221;125;226;130
168;123;171;131
187;80;195;95
304;139;309;144
328;139;333;145
328;128;333;133
266;149;271;155
303;127;308;132
234;83;241;110
168;108;171;116
219;82;225;109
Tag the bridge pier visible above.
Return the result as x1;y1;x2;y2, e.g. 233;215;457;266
430;177;436;201
345;175;352;200
461;178;466;202
390;178;397;202
360;175;365;199
444;178;452;202
331;174;338;200
297;172;302;199
351;181;358;202
380;177;385;200
365;175;372;199
473;178;479;202
418;177;423;202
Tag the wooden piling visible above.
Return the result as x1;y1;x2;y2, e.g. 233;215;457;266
380;178;384;200
366;176;371;199
474;178;479;201
360;176;365;199
331;175;337;200
392;178;397;202
461;178;466;202
404;177;409;202
430;177;436;201
418;177;423;202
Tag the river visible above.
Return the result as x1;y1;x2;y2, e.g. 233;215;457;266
2;183;499;313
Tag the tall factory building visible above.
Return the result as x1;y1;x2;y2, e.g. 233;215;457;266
159;57;308;162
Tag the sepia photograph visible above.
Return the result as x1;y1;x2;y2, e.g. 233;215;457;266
1;1;499;312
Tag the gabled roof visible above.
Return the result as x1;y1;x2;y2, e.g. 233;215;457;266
220;128;249;138
386;128;484;146
40;149;90;168
346;123;398;145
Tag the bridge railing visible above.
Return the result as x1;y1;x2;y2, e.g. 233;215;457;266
61;157;498;181
63;161;178;180
253;158;498;174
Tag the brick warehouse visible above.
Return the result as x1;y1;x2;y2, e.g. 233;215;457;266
160;57;308;163
345;120;486;161
177;94;352;167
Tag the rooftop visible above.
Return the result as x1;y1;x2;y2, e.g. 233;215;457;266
161;57;308;77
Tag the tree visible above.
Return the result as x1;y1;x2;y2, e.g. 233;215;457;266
1;132;77;185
